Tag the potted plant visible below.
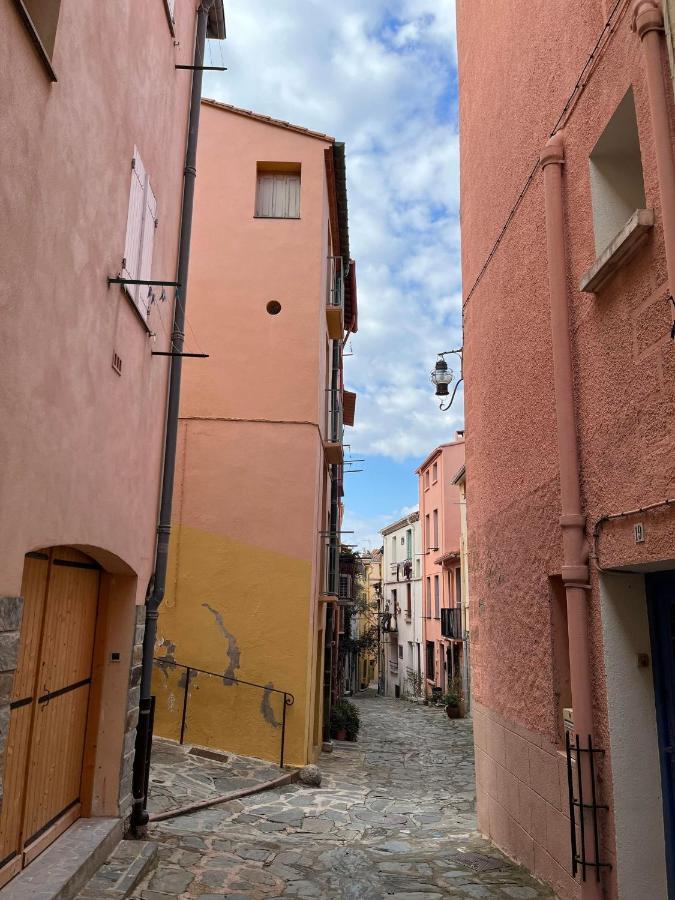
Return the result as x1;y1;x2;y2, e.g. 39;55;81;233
330;699;360;741
443;689;462;719
329;702;347;740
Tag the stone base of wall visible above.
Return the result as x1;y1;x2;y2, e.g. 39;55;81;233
0;596;23;808
118;604;145;818
473;700;579;900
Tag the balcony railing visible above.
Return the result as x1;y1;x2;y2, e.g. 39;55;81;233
381;612;398;633
440;606;462;639
389;560;413;582
326;256;345;339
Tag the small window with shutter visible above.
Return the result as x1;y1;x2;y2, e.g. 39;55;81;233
122;148;158;322
255;163;301;219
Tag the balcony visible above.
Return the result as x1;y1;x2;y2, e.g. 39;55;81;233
381;612;398;633
324;387;343;464
389;560;413;582
440;607;462;640
326;255;345;339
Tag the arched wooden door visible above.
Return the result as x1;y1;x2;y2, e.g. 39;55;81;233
0;548;100;888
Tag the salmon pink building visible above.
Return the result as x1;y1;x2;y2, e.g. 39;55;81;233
458;1;675;897
417;437;466;700
153;101;357;768
0;0;224;891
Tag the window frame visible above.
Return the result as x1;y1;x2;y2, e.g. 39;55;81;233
254;164;302;219
13;0;59;81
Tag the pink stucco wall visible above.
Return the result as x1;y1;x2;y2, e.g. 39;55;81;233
0;0;197;594
458;1;675;897
418;440;465;689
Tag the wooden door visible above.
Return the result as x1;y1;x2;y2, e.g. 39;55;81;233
0;548;99;887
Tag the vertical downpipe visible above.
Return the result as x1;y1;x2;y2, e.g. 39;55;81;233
131;0;216;832
541;132;602;899
632;1;675;299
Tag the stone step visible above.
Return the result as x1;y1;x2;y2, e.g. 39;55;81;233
75;840;157;899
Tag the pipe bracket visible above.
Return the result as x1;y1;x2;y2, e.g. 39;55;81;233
631;0;664;39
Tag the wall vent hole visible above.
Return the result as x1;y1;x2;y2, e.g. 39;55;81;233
112;352;123;376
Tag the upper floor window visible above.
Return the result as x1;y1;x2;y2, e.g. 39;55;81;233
432;462;438;483
589;88;646;256
16;0;61;80
255;163;301;218
432;509;439;549
424;470;430;490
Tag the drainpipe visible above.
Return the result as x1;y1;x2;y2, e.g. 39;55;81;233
541;133;602;900
632;1;675;299
131;0;216;832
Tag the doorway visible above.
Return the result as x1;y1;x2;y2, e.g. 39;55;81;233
647;570;675;898
0;548;100;887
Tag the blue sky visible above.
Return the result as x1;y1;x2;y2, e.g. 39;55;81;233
203;1;463;550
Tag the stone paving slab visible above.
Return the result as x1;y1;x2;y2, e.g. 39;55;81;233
147;740;282;815
133;693;556;899
76;840;157;898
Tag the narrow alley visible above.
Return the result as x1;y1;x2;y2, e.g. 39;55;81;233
128;694;553;899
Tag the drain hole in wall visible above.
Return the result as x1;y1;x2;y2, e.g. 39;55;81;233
266;300;282;315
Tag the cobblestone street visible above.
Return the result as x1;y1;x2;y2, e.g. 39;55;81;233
132;693;554;899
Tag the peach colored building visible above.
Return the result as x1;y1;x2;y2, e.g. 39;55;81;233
458;2;675;898
154;101;357;768
0;0;224;890
417;437;465;699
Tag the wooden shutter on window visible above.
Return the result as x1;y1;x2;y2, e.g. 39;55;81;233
137;181;157;318
123;149;146;304
121;148;156;321
286;175;301;217
256;173;301;218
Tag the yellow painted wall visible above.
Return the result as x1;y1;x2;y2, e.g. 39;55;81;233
155;521;320;768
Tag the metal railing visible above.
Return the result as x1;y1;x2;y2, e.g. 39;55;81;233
440;606;462;639
327;255;344;308
152;657;295;768
326;388;343;444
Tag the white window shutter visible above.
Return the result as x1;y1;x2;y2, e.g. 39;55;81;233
256;174;274;217
137;181;157;319
121;147;157;322
256;173;301;218
123;148;145;304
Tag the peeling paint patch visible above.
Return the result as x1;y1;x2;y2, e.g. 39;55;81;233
202;602;241;686
155;637;177;684
261;682;282;728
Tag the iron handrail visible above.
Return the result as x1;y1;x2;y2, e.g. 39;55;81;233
152;657;295;769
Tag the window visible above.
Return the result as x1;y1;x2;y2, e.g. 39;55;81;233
589;88;646;255
426;641;435;680
434;575;440;618
405;529;412;560
255;163;301;218
339;574;351;600
122;149;157;322
425;514;430;549
424;470;430;489
426;577;431;617
455;568;462;607
432;462;438;483
406;583;412;618
391;536;396;561
18;0;61;76
432;509;439;549
391;588;397;613
415;559;420;578
398;644;403;659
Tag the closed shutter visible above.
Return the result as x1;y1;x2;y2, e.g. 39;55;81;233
256;173;301;218
121;148;157;321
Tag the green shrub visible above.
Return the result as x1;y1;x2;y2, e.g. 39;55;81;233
330;699;360;739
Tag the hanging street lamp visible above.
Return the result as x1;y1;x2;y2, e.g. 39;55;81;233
430;348;463;411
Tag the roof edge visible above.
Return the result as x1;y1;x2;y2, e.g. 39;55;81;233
201;99;335;143
381;510;420;536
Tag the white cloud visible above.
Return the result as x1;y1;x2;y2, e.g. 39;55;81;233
205;0;461;463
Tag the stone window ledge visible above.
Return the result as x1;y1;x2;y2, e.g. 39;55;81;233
579;208;654;294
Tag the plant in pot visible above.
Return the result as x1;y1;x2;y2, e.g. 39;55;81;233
443;681;464;719
330;699;360;741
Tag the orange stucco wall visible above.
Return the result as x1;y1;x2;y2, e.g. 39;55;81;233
155;104;338;766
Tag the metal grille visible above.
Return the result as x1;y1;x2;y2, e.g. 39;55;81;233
451;852;506;873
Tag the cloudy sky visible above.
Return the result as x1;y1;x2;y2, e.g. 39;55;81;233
204;1;463;550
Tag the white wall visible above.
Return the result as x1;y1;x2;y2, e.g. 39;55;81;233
600;572;667;900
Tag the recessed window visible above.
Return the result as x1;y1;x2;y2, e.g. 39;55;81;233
589;89;646;256
432;462;438;483
255;162;301;218
424;470;430;489
16;0;61;78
